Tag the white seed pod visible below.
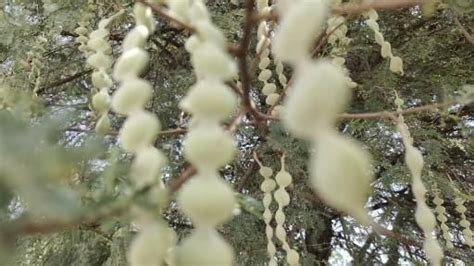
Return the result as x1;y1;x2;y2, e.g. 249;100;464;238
185;35;202;53
134;4;155;32
412;178;427;199
258;69;272;82
179;79;237;121
78;44;89;52
113;48;149;81
87;38;110;52
272;0;329;65
374;31;384;45
74;26;88;35
196;21;226;48
122;25;149;51
259;166;273;178
183;124;236;170
95;115;110;135
389;56;404;75
130;146;167;187
92;90;110;113
366;19;379;31
118;111;161;152
176;229;234;266
266;93;280;106
167;0;192;20
256;37;269;54
262;83;277;96
87;52;112;69
283;60;351;139
381;41;392;58
276;171;292;187
259;57;271;69
275;210;285;224
191;42;237;80
423;237;443;265
287;250;300;266
178;175;236;226
271;105;285;117
405;146;424;178
261;179;276;192
310;130;373;223
92;70;113;89
274;189;290;206
187;0;210;22
89;28;109;40
128;221;174;266
415;204;436;233
111;78;153;115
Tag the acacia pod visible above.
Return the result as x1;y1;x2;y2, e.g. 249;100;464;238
310;130;373;222
405;146;424;178
90;28;109;40
113;48;149;81
196;21;226;48
130;146;167;187
390;56;404;75
128;221;174;266
415;204;436;233
262;83;277;96
167;0;191;20
283;60;351;139
111;78;153;115
266;93;280;106
87;38;109;52
179;79;237;121
118;111;160;152
188;1;210;22
272;0;329;64
276;171;292;187
92;70;113;89
74;26;88;35
123;25;149;51
258;69;272;82
87;52;112;69
259;57;271;69
423;237;443;265
183;124;236;170
185;35;202;53
274;189;290;206
191;42;237;80
76;35;88;44
381;41;392;58
259;166;273;178
177;175;235;226
92;90;110;113
134;4;155;32
95;115;110;135
176;229;234;266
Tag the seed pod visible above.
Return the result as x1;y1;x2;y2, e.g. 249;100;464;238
262;83;277;96
167;0;192;20
258;69;272;82
390;56;404;75
179;79;237;121
123;25;149;51
92;70;113;89
134;3;155;32
90;28;109;40
118;111;160;152
423;237;443;266
176;229;234;266
196;21;226;49
405;146;424;178
95;115;110;135
111;79;153;115
130;146;167;187
177;174;236;226
128;221;174;266
114;48;149;81
185;35;201;53
273;0;329;64
92;90;110;113
266;93;280;106
87;52;112;69
191;42;237;80
415;204;436;233
283;60;351;139
311;130;373;223
183;124;236;170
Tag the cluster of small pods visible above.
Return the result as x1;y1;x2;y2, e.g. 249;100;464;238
23;36;48;93
75;0;96;56
432;186;454;249
454;196;473;247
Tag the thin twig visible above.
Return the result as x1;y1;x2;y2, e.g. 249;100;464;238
135;0;195;33
454;16;474;45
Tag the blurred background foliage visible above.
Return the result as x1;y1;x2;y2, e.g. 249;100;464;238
0;0;473;265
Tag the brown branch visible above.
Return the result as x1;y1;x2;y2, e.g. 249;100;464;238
262;100;458;121
236;161;258;192
252;0;426;22
37;69;93;94
454;16;474;45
